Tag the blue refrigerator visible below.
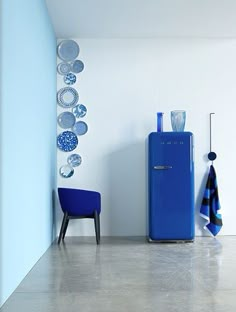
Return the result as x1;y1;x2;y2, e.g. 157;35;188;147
148;132;195;242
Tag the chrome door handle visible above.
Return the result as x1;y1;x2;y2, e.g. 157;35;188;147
153;165;172;170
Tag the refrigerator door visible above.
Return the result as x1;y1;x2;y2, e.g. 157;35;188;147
148;132;194;241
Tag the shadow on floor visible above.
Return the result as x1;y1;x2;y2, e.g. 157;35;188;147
107;141;147;236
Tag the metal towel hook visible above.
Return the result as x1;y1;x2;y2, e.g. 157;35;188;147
208;113;217;162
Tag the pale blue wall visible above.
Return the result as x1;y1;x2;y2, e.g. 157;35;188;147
0;0;56;306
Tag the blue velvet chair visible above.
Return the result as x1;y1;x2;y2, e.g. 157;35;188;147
58;188;101;244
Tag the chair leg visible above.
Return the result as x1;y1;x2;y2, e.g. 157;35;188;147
58;212;68;244
94;210;100;245
62;218;69;240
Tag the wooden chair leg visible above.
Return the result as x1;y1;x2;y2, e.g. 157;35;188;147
58;212;68;244
94;210;100;245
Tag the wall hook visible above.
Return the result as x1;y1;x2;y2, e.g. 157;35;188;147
208;113;217;162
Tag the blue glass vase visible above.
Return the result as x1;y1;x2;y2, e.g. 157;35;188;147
157;112;164;132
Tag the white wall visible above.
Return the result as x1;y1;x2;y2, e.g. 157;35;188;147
0;0;56;306
57;38;236;237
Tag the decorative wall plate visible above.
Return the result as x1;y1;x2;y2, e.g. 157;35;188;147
72;104;87;118
64;73;76;85
71;60;84;73
57;131;78;152
72;121;88;136
59;165;74;178
57;112;76;129
67;154;82;167
57;62;71;75
57;87;79;108
57;40;80;61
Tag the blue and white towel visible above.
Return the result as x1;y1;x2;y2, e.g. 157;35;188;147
200;165;223;236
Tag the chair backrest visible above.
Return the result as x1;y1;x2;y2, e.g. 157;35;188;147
58;188;101;216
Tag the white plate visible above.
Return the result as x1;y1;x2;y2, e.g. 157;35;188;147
59;165;74;178
57;62;71;75
67;154;82;167
57;40;80;62
57;87;79;108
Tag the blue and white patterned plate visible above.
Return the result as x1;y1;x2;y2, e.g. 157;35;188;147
71;60;84;73
57;131;78;152
59;165;74;178
57;40;80;62
72;104;87;118
64;73;76;85
57;112;76;129
67;154;82;167
57;62;71;75
72;121;88;136
57;87;79;108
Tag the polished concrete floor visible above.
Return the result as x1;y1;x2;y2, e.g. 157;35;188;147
1;236;236;312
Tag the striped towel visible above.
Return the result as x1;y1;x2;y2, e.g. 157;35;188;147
200;165;223;236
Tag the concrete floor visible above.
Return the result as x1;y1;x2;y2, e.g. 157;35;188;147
1;236;236;312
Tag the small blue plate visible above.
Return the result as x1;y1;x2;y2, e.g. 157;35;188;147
72;104;87;118
67;154;82;167
71;60;84;73
72;121;88;136
64;73;76;85
57;112;76;129
57;131;78;152
57;40;80;61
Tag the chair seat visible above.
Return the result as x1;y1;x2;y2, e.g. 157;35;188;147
58;188;101;217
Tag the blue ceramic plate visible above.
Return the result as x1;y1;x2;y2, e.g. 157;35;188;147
59;165;74;178
64;73;76;85
57;40;80;62
72;104;87;118
57;62;71;75
57;112;76;129
57;87;79;108
67;154;82;167
71;60;84;73
57;131;78;152
72;121;88;136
